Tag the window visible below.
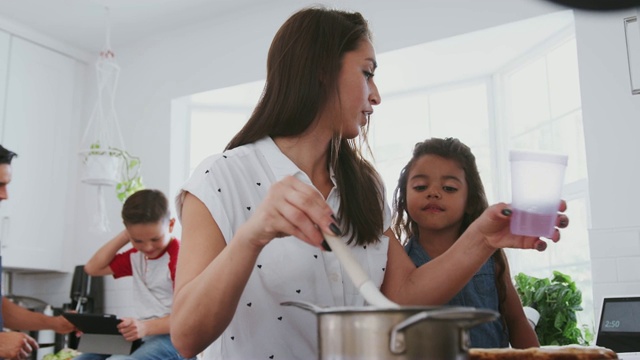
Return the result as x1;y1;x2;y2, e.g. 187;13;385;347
187;80;264;174
499;35;593;329
370;82;495;202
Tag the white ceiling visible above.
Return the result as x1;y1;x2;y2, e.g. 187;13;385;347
0;0;574;91
0;0;574;58
0;0;269;53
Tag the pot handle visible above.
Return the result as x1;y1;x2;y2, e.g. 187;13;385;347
389;307;465;354
389;308;498;355
280;300;323;314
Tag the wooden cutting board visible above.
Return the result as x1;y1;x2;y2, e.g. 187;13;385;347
469;345;617;359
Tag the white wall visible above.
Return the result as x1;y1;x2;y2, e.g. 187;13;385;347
8;0;640;322
573;8;640;317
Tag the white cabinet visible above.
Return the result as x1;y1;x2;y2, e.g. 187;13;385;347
0;35;78;272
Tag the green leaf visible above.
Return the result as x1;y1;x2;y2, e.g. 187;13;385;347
110;151;145;203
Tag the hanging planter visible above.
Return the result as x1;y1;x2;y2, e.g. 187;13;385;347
80;144;144;202
80;145;123;186
78;8;144;232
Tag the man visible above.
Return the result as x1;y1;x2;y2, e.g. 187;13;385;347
0;145;75;360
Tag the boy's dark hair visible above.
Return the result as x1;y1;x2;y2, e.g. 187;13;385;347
0;145;18;165
121;189;170;226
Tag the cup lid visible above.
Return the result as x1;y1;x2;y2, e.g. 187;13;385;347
509;150;568;165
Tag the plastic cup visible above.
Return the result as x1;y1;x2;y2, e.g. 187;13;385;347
509;150;568;238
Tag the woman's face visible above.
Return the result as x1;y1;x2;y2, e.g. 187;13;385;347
326;39;381;139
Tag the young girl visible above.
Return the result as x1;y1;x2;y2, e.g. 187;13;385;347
392;137;540;348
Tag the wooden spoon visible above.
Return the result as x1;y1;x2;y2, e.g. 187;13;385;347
323;233;399;308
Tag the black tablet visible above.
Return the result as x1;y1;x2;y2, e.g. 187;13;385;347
62;313;135;355
62;313;122;335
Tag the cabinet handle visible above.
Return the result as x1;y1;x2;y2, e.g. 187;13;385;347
0;216;10;249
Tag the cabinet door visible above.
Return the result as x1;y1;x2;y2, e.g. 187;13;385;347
0;30;10;140
0;37;77;271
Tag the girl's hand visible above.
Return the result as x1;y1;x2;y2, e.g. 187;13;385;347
238;175;338;250
474;200;568;251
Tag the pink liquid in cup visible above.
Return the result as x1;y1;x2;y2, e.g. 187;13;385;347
510;209;557;238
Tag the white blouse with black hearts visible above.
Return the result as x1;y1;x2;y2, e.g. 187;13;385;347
177;136;390;360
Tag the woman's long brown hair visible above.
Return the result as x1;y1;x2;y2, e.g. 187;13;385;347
226;7;384;245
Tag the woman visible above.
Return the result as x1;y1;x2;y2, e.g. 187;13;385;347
171;6;567;359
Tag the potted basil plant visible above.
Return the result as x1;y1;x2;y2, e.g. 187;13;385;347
515;270;594;346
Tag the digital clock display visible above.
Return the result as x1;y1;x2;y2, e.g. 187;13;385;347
603;320;621;329
600;298;640;333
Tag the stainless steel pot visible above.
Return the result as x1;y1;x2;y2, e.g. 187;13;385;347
282;300;498;360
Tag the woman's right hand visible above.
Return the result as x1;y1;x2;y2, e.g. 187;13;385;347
238;175;338;250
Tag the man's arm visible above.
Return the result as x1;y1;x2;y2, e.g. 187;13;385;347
2;297;75;333
84;229;130;276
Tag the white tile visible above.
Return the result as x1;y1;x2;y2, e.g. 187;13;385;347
591;258;617;283
589;230;640;258
7;273;71;307
617;256;640;282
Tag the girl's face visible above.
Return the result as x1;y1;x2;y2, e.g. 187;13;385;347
405;154;468;233
325;39;381;139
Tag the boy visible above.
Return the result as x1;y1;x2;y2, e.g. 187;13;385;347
75;189;188;360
